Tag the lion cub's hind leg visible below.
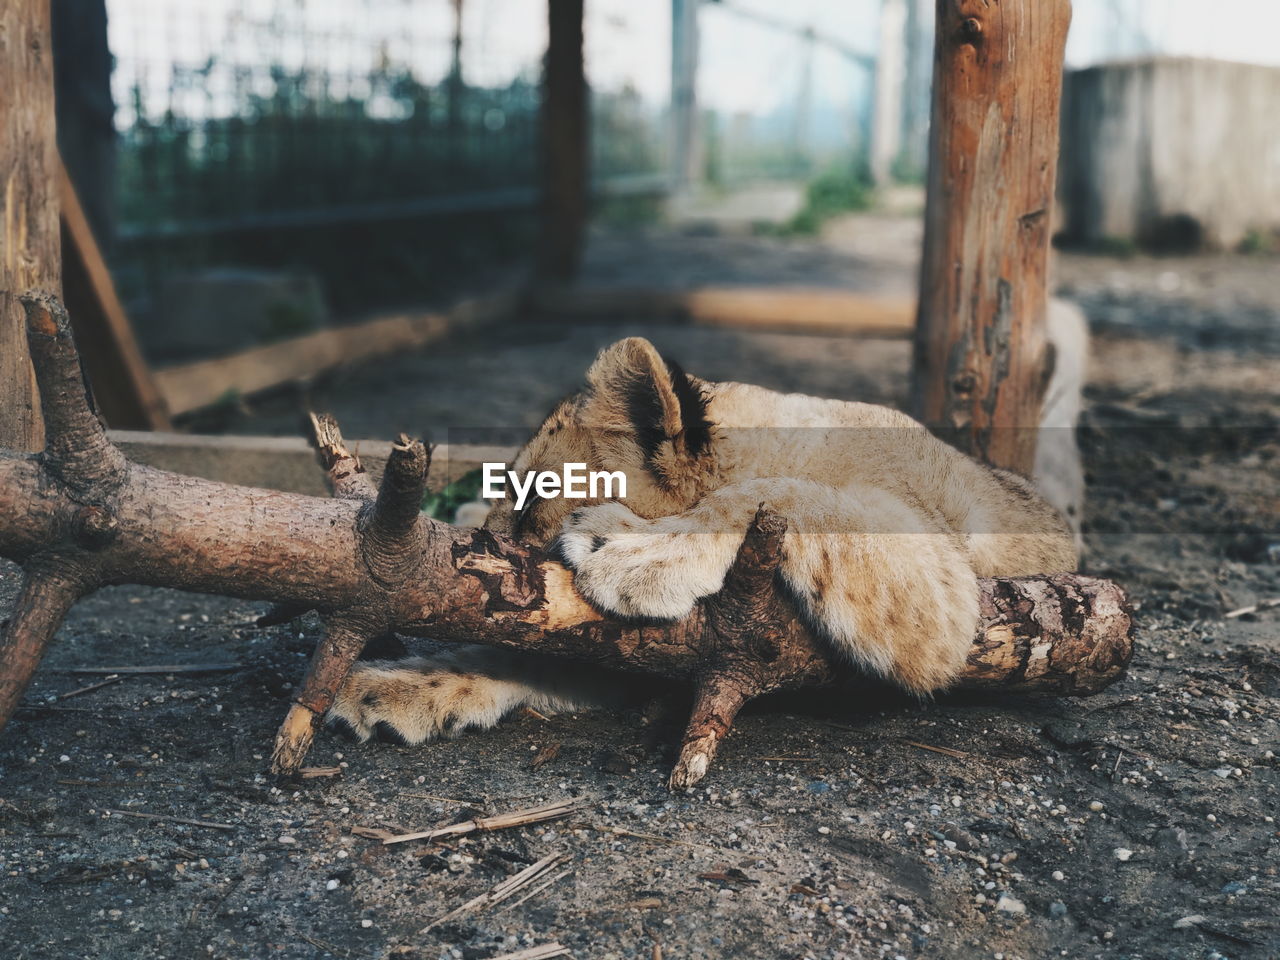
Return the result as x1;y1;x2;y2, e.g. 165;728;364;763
327;646;620;744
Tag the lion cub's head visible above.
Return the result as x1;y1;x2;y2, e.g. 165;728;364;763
483;337;716;544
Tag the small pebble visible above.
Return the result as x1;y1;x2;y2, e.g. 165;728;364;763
1088;801;1104;812
326;879;340;891
1113;848;1133;861
994;894;1026;915
278;835;296;845
360;919;373;928
1051;870;1065;881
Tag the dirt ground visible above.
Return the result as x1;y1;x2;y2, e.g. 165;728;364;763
2;218;1278;960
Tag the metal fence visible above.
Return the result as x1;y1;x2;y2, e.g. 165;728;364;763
103;0;667;327
697;1;877;186
93;0;897;354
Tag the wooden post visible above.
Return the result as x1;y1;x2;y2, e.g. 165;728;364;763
536;0;588;283
911;0;1072;476
670;0;700;192
447;0;465;136
1;0;59;452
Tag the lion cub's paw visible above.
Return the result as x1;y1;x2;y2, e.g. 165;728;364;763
326;658;519;744
555;503;730;621
553;502;644;567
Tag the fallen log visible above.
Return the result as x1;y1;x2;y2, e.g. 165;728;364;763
0;294;1134;787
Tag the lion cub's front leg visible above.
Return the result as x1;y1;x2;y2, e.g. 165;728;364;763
556;479;980;695
555;501;744;620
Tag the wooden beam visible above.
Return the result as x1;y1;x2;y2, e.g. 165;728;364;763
58;161;171;430
0;0;58;452
533;286;916;337
536;0;588;282
153;292;516;417
109;430;515;498
911;0;1072;475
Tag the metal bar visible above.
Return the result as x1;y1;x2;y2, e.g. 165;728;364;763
115;174;669;244
707;0;875;69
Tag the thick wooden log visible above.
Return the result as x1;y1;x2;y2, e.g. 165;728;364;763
0;0;59;451
912;0;1072;475
0;295;1133;786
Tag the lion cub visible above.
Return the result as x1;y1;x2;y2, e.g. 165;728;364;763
328;337;1076;743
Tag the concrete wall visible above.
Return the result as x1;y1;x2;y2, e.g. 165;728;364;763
1059;57;1280;250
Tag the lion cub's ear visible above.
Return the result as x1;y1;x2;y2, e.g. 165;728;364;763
584;338;711;472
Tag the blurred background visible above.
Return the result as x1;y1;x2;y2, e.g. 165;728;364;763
52;0;1280;428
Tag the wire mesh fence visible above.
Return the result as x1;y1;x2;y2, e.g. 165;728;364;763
90;0;894;361
103;0;672;336
105;0;549;322
698;1;875;186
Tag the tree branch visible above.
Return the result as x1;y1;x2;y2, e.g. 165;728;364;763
272;614;381;774
0;563;92;734
21;293;125;495
308;412;375;500
361;436;431;586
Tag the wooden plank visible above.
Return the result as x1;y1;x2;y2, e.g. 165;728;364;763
533;286;916;337
536;0;588;282
67;663;239;675
0;0;58;452
109;429;516;498
58;161;171;430
153;292;516;416
911;0;1072;475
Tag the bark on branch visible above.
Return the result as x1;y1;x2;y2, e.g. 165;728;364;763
0;294;1134;787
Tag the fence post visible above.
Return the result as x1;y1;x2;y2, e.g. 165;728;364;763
670;0;701;192
911;0;1072;476
1;0;60;452
537;0;588;283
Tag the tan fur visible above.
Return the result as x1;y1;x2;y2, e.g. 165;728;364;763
327;647;623;743
329;337;1077;742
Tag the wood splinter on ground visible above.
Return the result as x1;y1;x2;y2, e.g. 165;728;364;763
485;944;571;960
0;294;1135;790
425;852;569;931
380;797;586;846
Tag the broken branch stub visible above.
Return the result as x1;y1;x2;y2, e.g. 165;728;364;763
270;436;432;773
670;507;789;789
308;411;375;500
0;294;1135;787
